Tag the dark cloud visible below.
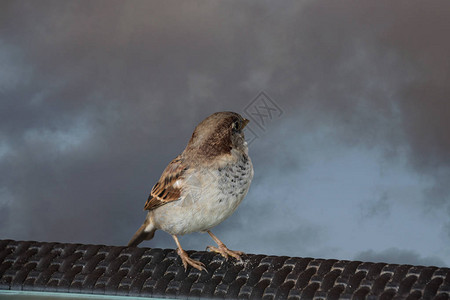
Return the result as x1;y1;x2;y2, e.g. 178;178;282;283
359;192;391;220
355;248;445;267
1;1;450;265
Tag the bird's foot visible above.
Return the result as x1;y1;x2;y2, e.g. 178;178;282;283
177;248;206;271
207;243;244;261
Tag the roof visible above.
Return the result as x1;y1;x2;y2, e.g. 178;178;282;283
1;239;449;299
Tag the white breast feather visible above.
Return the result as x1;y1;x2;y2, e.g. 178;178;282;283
152;153;253;235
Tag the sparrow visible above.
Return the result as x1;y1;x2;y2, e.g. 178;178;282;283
128;111;254;271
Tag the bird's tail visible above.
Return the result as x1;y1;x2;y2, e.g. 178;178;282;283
128;219;157;247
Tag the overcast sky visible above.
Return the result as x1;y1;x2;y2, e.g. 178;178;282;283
1;0;450;267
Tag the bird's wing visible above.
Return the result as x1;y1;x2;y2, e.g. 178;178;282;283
144;155;187;211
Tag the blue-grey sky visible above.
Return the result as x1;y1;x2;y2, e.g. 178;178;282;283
1;0;449;267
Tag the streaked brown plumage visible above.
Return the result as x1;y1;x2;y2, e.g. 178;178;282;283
144;155;185;211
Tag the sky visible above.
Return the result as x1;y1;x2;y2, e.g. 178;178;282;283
1;0;450;267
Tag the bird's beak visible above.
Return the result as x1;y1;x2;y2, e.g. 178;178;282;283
242;118;250;128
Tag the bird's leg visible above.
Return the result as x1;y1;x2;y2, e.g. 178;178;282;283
171;235;206;271
206;230;244;261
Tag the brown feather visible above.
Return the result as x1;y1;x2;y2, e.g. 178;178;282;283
144;155;186;211
143;112;248;211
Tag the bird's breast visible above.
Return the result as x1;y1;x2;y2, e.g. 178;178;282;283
216;153;253;203
152;153;253;235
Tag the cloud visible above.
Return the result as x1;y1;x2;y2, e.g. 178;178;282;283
1;0;450;266
355;248;446;267
359;192;391;220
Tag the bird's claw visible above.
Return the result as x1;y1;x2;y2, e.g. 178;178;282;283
206;244;244;261
177;248;206;271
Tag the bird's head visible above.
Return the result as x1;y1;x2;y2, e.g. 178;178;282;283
185;111;250;159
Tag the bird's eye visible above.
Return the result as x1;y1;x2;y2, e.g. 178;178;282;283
232;121;241;131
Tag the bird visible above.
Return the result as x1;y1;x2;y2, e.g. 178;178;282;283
128;111;254;271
